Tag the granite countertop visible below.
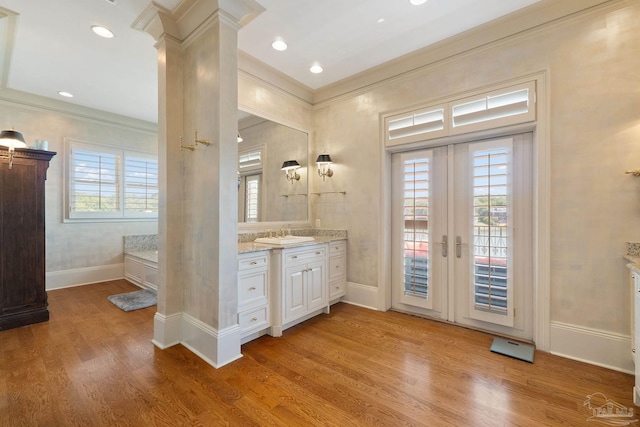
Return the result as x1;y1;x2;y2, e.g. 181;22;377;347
625;242;640;273
238;235;346;254
125;250;158;263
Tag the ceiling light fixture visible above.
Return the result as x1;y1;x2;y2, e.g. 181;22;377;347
58;91;74;98
91;25;115;39
310;63;323;74
271;39;287;51
377;18;385;24
409;0;428;5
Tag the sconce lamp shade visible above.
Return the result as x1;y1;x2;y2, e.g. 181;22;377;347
0;129;27;149
316;154;333;165
281;160;301;171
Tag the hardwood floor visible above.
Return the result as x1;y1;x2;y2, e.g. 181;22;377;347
0;279;634;426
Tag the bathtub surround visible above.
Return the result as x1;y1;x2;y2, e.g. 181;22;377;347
124;235;158;253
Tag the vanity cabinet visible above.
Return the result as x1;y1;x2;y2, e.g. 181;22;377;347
283;254;326;323
238;251;270;341
270;244;328;336
0;149;55;330
328;241;347;301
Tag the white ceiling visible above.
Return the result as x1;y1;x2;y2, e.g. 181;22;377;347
0;0;541;124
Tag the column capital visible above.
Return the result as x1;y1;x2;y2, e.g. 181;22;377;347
132;0;264;42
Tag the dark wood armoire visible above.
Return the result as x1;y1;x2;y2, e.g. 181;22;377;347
0;147;55;330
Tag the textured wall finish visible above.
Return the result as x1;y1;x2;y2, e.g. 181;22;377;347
0;103;158;275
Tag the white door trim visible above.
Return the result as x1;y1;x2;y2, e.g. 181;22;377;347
378;71;550;351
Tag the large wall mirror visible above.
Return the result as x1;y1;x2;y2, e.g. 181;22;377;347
237;110;309;226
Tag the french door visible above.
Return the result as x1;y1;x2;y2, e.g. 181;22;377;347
391;134;533;339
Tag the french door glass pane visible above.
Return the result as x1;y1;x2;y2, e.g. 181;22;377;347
403;157;430;299
473;149;509;315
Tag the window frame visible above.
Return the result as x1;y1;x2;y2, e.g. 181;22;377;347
64;139;158;222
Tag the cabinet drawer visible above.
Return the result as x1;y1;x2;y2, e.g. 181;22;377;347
330;279;346;299
285;247;326;264
239;270;268;308
329;241;346;254
239;305;269;334
329;254;346;280
238;254;269;271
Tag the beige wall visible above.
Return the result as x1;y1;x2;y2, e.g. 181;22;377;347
310;1;640;336
0;100;157;275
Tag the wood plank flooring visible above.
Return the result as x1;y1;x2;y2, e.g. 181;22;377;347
0;279;634;426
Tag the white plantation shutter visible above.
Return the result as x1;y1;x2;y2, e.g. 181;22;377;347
386;107;447;146
399;151;433;310
385;81;535;147
69;146;121;218
124;156;158;216
245;174;260;222
452;85;533;132
67;140;157;220
469;139;514;327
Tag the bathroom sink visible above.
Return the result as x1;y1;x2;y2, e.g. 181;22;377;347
254;236;315;246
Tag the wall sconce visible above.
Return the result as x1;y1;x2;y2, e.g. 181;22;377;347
237;133;243;143
281;160;301;183
0;129;27;169
316;154;333;181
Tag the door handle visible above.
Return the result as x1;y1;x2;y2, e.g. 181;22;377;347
441;235;448;257
456;236;463;258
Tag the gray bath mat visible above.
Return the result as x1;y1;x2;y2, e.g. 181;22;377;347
108;289;157;312
490;337;535;363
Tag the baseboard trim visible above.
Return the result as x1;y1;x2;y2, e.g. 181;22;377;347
152;311;243;368
152;312;182;349
180;313;242;369
550;321;633;374
46;264;124;291
342;281;380;311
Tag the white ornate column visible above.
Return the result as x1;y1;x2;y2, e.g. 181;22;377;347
133;0;264;367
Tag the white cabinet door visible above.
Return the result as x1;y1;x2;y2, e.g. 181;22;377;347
307;260;327;312
284;266;306;323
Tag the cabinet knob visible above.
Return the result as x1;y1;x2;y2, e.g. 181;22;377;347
250;261;258;265
251;317;258;322
292;255;298;259
248;287;256;291
316;251;321;255
633;348;636;353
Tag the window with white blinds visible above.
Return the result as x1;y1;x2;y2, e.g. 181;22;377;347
387;108;446;146
470;140;512;323
451;85;533;134
124;156;159;215
384;81;535;147
67;140;158;220
402;155;431;301
239;148;263;173
244;174;260;222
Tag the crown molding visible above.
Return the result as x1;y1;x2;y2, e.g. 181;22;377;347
238;51;314;105
0;87;158;134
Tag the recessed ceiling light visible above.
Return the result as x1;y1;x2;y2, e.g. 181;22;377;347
272;39;287;51
410;0;428;5
377;18;385;24
58;91;74;98
310;63;323;74
91;25;115;39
